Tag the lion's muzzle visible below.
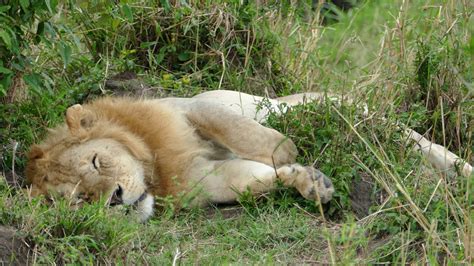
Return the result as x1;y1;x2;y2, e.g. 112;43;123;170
108;185;154;222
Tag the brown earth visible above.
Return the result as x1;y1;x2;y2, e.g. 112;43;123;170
0;226;32;265
349;174;375;219
104;71;159;98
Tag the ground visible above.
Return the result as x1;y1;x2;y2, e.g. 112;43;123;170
0;225;30;265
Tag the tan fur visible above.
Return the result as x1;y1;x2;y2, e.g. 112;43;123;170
26;90;335;221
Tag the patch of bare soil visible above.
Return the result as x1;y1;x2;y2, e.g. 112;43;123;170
104;71;160;98
0;226;32;265
349;174;375;219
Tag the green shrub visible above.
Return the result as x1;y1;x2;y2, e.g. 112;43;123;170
67;1;280;93
0;0;62;97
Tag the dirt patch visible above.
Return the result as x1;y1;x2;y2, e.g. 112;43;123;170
349;174;375;219
104;71;160;98
0;226;31;265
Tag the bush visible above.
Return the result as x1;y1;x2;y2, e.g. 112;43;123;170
0;0;61;99
67;1;280;93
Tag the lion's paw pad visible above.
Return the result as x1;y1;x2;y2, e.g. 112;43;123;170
302;167;334;203
278;165;334;204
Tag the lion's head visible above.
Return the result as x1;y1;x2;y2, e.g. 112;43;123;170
25;104;155;221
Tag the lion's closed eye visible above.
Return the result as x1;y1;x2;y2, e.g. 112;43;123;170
92;153;100;170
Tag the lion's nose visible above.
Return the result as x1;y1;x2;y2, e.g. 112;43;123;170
109;185;123;206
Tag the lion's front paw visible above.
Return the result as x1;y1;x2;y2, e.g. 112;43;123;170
277;164;334;203
302;167;334;203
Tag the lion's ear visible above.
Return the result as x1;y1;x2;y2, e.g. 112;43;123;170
66;104;95;135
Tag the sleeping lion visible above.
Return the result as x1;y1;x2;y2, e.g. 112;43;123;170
26;90;334;221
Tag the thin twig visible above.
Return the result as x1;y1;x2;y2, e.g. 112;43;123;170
172;247;182;266
11;140;18;187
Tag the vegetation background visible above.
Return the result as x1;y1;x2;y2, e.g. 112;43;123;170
0;0;472;264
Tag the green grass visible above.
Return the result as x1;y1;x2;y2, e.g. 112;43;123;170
1;0;473;264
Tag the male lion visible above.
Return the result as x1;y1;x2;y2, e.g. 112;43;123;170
26;90;334;221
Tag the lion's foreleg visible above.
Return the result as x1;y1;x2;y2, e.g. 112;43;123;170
187;158;334;204
186;102;298;167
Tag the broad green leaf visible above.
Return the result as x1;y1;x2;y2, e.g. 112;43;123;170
0;66;12;74
0;71;12;96
160;0;171;12
155;47;167;65
139;41;156;49
23;73;43;95
112;18;120;30
178;51;191;62
155;22;161;36
59;42;72;68
121;4;133;22
0;5;10;13
0;30;12;50
20;0;30;11
35;21;45;44
0;85;6;96
44;0;53;13
44;0;58;13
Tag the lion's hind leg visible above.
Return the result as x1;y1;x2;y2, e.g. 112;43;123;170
190;158;334;204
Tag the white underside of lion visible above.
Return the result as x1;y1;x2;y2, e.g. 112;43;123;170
26;90;472;222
